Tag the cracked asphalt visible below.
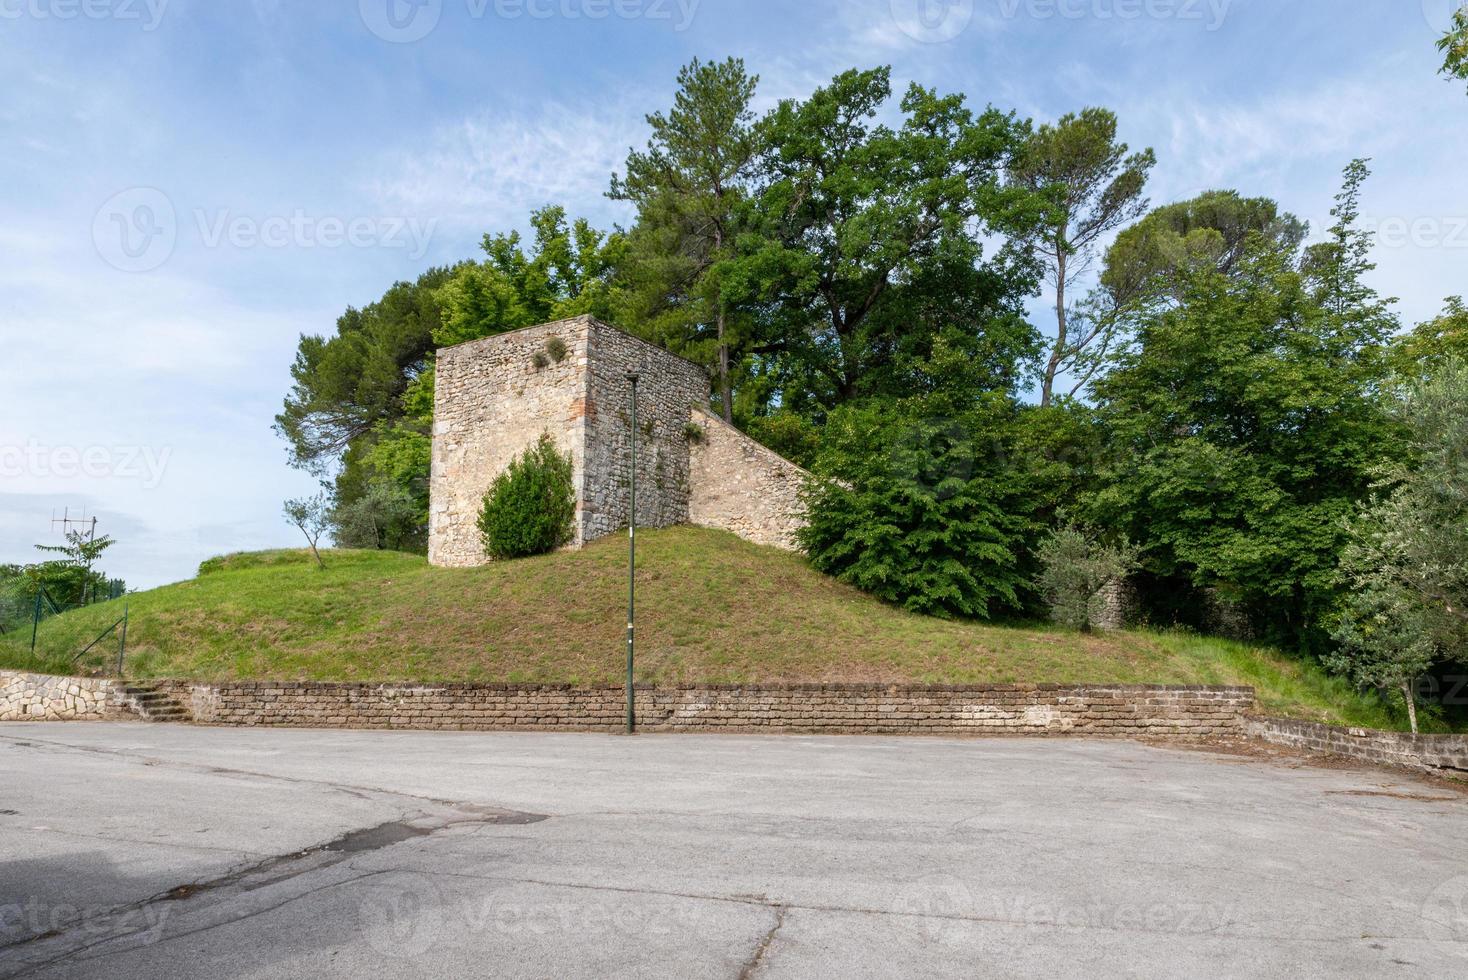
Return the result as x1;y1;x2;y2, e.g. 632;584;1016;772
1;724;1466;978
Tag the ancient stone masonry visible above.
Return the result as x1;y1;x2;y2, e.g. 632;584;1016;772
152;680;1253;737
687;408;809;550
0;671;127;721
430;315;808;566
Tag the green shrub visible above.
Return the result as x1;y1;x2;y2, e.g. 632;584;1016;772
1034;526;1139;632
478;435;577;559
798;400;1033;620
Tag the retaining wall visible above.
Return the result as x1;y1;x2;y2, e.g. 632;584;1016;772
150;681;1254;736
1245;716;1468;775
0;671;126;722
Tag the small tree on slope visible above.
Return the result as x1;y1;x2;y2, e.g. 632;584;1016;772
1327;360;1468;733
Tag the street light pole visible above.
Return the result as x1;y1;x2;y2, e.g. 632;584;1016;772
625;371;640;735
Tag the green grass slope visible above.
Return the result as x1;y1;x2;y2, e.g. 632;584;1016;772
1;526;1404;729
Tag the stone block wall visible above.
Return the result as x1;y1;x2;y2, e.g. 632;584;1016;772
429;316;713;566
1245;716;1468;775
0;671;125;722
687;408;809;551
580;318;710;542
152;681;1253;737
430;319;590;567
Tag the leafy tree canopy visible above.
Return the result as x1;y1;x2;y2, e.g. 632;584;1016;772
1087;163;1404;649
721;67;1047;418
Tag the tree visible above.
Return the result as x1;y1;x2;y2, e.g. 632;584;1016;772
612;57;763;422
1010;108;1155;406
34;529;118;606
330;479;423;552
799;397;1035;620
1087;163;1403;649
276;266;455;474
722;67;1045;419
1441;8;1468;90
436;206;626;348
284;495;331;569
1392;296;1468;379
1102;190;1307;309
1034;526;1138;632
1328;361;1468;732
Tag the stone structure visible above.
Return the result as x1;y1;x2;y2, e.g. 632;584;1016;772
0;671;126;721
688;408;809;550
149;679;1252;737
430;316;808;567
1245;716;1468;775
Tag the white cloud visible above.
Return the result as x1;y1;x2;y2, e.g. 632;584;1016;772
364;102;649;233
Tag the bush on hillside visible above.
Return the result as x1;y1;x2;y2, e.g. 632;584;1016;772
798;400;1033;620
478;435;577;560
1034;526;1139;632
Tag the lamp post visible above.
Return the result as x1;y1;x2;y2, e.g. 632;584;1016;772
625;371;640;735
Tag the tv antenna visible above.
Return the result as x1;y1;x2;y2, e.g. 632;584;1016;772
52;507;99;544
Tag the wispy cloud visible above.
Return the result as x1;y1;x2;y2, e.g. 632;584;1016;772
365;102;648;234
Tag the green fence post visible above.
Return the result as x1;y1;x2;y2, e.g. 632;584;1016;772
116;604;129;677
30;592;41;653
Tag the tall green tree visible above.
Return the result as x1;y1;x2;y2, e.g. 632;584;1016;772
276;266;455;473
611;57;762;422
722;67;1045;418
1010;108;1155;406
1102;190;1307;309
437;206;626;347
1088;163;1403;648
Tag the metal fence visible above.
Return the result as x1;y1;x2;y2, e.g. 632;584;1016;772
0;579;131;674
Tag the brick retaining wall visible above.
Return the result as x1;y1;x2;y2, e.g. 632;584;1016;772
1245;716;1468;775
150;681;1254;736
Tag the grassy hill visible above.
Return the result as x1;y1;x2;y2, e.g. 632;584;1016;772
0;526;1408;729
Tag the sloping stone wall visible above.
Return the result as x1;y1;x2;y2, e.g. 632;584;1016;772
687;408;809;551
152;681;1253;737
1245;716;1468;775
0;671;126;722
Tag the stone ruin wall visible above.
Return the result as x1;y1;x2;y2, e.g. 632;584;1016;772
429;318;591;567
579;319;710;541
687;408;809;550
429;316;718;567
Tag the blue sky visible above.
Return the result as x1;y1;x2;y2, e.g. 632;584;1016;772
2;0;1465;588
